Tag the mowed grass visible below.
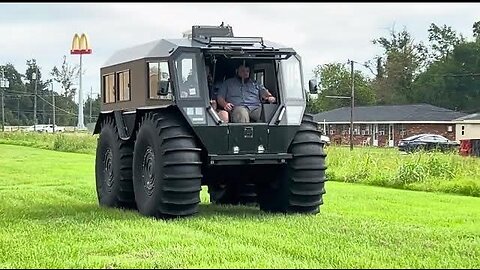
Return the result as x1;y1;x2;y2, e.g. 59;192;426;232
2;131;480;197
0;144;479;268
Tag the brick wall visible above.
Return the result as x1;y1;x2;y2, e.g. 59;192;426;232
327;123;456;147
406;124;456;141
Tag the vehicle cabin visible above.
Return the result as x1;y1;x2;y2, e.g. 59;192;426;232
99;25;304;126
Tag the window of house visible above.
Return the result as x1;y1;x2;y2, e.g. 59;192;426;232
447;125;453;132
353;124;361;135
103;73;115;103
360;124;370;135
117;70;130;102
329;125;335;135
399;124;407;137
378;124;388;135
149;62;172;100
461;125;465;136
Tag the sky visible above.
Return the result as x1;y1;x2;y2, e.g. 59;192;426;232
0;2;479;104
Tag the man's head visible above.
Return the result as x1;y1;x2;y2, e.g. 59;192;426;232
236;64;250;80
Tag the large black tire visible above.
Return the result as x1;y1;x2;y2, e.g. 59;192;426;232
95;117;135;209
257;114;327;214
132;112;203;218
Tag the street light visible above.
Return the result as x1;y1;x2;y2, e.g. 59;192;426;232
0;68;10;132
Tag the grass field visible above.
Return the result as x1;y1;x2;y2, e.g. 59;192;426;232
1;131;479;197
0;144;479;268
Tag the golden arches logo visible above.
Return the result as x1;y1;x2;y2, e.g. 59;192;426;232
71;33;92;54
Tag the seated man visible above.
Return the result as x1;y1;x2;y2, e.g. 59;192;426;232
206;65;229;122
217;63;276;123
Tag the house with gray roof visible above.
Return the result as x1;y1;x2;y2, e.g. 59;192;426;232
313;104;468;147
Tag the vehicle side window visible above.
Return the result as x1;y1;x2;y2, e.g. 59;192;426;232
117;70;130;102
423;136;435;141
103;73;115;103
149;62;172;100
435;136;448;142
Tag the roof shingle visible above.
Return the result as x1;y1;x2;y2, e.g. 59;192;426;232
313;104;467;122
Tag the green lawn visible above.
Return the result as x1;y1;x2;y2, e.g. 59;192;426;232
2;132;479;197
0;144;479;268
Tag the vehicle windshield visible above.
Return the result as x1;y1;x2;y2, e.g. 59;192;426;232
280;56;303;100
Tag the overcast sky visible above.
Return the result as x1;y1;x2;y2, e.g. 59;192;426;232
0;3;479;103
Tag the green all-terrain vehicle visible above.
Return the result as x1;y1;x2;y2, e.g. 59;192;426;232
93;24;327;219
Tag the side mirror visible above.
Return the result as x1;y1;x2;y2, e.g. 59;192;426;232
157;80;170;96
308;79;318;94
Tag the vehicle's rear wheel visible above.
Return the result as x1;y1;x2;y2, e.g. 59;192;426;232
257;114;327;214
95;117;135;209
132;112;202;219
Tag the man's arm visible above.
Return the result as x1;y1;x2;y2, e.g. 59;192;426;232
258;85;276;103
216;81;234;112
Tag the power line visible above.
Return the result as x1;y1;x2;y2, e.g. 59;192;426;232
3;90;79;116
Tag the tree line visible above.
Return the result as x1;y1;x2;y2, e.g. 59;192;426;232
0;56;100;127
307;21;480;114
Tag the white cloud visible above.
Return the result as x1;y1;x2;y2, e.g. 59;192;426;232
0;3;479;103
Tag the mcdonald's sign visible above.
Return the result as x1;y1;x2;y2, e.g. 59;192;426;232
71;33;92;54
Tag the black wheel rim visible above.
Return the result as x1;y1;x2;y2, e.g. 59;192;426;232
142;146;156;196
104;148;114;189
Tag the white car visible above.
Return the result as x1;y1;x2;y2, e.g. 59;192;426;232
25;124;50;132
42;125;65;133
320;135;330;146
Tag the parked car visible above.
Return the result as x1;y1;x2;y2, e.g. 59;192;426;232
398;134;459;153
320;134;331;146
42;124;65;133
25;124;50;132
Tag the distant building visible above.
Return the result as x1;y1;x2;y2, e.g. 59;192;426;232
313;104;467;147
455;113;480;141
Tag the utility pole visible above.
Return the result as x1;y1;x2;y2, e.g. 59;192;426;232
33;67;38;131
0;68;9;132
51;82;55;133
89;86;93;123
350;60;354;151
17;95;20;130
325;59;356;151
1;87;4;132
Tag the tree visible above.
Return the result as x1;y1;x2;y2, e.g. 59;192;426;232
427;23;463;62
51;55;79;100
83;92;101;124
307;63;376;113
1;63;27;126
372;26;428;104
473;21;480;41
413;41;480;113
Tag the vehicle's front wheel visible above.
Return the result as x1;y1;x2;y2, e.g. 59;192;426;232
132;112;203;219
257;115;327;214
